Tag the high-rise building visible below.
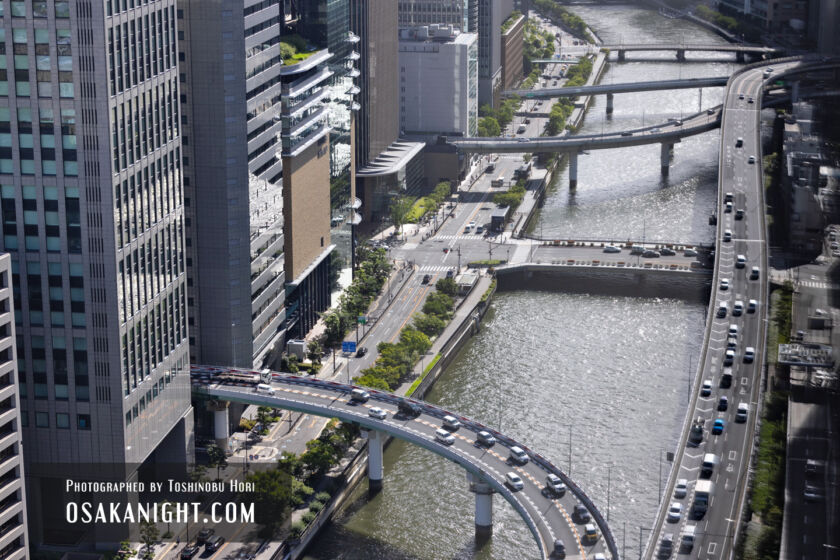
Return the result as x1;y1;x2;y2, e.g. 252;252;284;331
478;0;515;106
0;0;193;547
398;26;478;139
500;10;525;90
0;253;28;560
177;0;287;369
352;0;425;223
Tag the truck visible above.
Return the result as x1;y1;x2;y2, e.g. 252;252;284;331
491;176;506;189
692;480;715;518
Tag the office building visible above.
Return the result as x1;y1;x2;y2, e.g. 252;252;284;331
0;0;193;546
178;0;287;369
0;254;28;559
352;0;425;224
478;0;515;106
398;0;478;32
398;26;478;139
500;10;525;90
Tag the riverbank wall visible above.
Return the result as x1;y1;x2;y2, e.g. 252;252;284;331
496;263;711;302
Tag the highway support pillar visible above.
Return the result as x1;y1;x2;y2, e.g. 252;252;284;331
676;49;686;61
364;429;384;493
660;142;673;176
210;401;230;451
569;150;579;188
467;473;494;539
606;93;614;115
617;50;625;62
791;80;800;103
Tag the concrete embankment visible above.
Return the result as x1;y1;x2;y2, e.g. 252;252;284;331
496;263;711;302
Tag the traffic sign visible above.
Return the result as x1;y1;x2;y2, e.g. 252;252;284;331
358;315;367;325
342;341;357;353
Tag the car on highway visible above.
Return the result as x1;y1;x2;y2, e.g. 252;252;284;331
443;247;449;253
442;415;461;431
725;201;733;213
583;523;599;543
509;446;529;465
744;347;755;363
642;250;660;258
660;247;676;256
476;430;496;447
356;346;368;358
552;539;566;559
666;502;683;523
516;137;530;143
724;191;734;202
733;300;744;316
738;93;745;100
603;245;621;253
718;395;729;411
398;399;422;418
573;504;591;523
750;266;760;279
724;349;735;366
650;127;661;133
630;246;646;255
446;269;455;279
804;485;825;502
422;274;431;284
658;534;674;558
747;97;755;104
368;407;387;420
684;248;698;257
468;221;476;230
735;402;749;422
735;137;743;147
736;254;746;268
700;379;713;397
712;418;725;435
476;225;485;234
748;299;757;313
435;428;455;445
545;473;567;497
707;108;716;115
719;278;730;290
723;229;732;242
674;479;688;499
729;324;739;337
505;471;524;491
621;131;633;137
748;155;756;164
735;208;745;220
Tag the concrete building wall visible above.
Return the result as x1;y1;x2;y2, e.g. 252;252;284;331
501;14;525;90
478;0;514;106
283;139;332;283
399;32;478;138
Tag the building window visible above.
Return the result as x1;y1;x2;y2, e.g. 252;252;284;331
77;414;91;430
56;413;69;429
35;412;48;427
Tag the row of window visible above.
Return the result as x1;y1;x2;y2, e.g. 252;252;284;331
1;184;81;256
121;286;186;395
124;363;183;427
1;1;70;19
107;6;177;97
22;411;90;430
114;147;182;249
0;27;75;100
111;78;180;174
18;335;88;401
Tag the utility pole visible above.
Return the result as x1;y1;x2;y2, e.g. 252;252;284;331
607;464;611;522
457;246;461;271
688;355;692;403
658;448;663;504
568;426;572;476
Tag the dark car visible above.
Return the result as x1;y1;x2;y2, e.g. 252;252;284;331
718;396;728;411
196;528;215;544
446;269;455;279
422;274;431;284
552;539;566;559
205;535;225;553
355;347;368;358
660;248;676;256
180;546;200;560
397;399;422;418
573;504;591;523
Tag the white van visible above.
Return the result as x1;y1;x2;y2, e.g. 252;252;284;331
255;383;275;395
717;302;728;318
733;300;744;316
736;402;749;422
680;525;696;551
509;446;529;465
701;453;719;477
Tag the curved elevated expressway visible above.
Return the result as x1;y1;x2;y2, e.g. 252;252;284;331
193;366;619;560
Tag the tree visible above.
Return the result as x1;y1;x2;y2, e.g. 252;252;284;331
279;42;297;60
389;195;414;233
477;116;501;137
399;327;432;357
277;451;304;478
323;312;347;348
307;340;323;364
244;467;293;538
435;277;458;297
423;292;453;318
257;406;273;434
206;443;228;481
139;520;159;559
413;312;446;337
355;373;390;391
301;439;341;475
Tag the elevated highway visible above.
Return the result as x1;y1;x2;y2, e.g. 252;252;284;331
193;367;620;560
505;76;728;99
603;43;780;62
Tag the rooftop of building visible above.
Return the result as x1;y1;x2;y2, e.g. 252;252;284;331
356;141;426;177
398;24;476;46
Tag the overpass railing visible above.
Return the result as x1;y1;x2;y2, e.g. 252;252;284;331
194;367;621;560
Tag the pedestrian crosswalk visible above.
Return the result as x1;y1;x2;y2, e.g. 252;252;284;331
435;234;489;240
797;280;836;290
419;265;457;273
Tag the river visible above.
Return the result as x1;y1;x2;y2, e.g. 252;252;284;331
304;6;735;559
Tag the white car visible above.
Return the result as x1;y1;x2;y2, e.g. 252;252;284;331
733;300;744;316
748;155;756;164
744;347;755;363
720;278;730;290
368;407;387;420
603;245;621;253
505;471;524;491
701;379;713;397
724;349;735;366
674;479;688;499
435;428;455;445
667;502;683;523
748;299;758;313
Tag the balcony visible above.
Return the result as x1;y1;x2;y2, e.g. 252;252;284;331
280;49;331;76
